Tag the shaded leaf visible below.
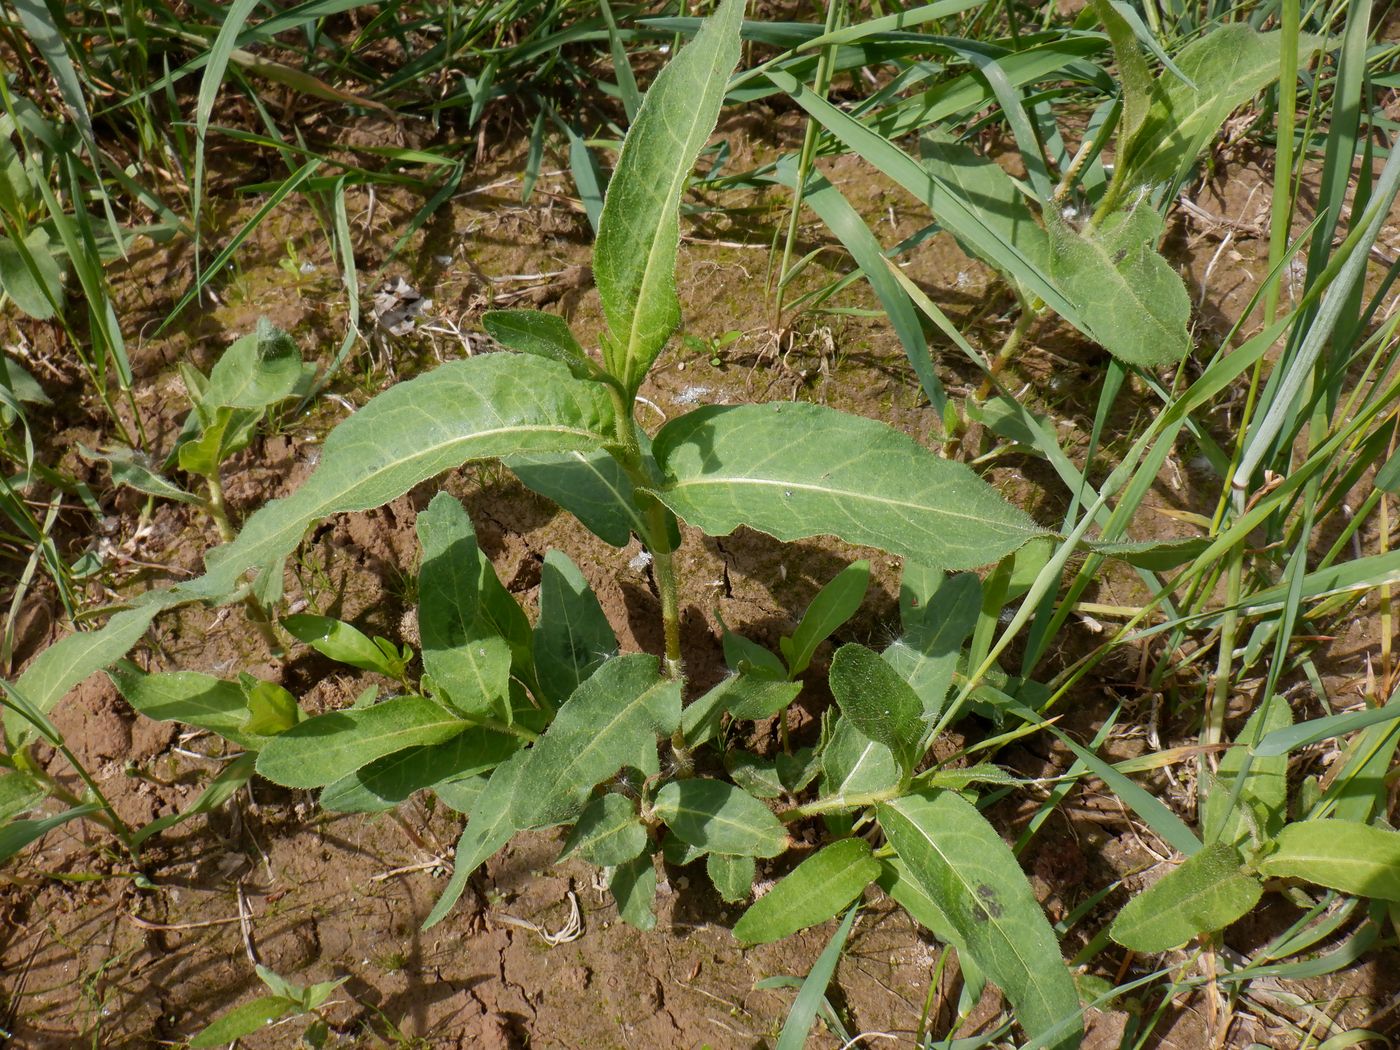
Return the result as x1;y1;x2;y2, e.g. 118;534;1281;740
1202;693;1291;847
0;803;99;862
610;852;658;930
423;750;528;929
0;227;63;319
707;852;755;904
78;444;198;504
483;309;602;381
821;717;901;797
507;449;649;547
885;568;979;719
109;664;265;750
320;729;517;813
533;550;617;707
416;494;512;714
281;614;405;678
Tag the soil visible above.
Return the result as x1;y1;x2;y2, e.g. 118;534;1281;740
3;83;1399;1050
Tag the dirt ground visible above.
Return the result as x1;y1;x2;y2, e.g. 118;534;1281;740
3;97;1399;1050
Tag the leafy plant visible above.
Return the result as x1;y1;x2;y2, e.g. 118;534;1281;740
187;964;346;1049
0;3;1089;1046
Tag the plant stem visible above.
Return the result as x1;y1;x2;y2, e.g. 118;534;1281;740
777;788;899;823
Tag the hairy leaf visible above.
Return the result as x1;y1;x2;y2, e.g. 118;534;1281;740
781;560;870;677
560;793;648;867
320;729;517;813
885;568;979;719
483;309;602;381
610;852;659;930
707;852;756;904
1202;693;1291;847
109;664;265;750
830;644;925;774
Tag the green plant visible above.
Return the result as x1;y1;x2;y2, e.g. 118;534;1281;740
0;4;1090;1045
186;964;346;1049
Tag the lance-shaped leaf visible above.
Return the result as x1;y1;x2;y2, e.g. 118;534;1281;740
533;550;618;707
594;0;745;392
733;838;879;945
201;319;310;410
281;614;406;678
416;494;512;714
0;228;63;319
878;791;1082;1050
0;770;45;824
560;793;648;867
192;353;616;600
884;568;980;719
681;673;802;747
6;599;174;746
1110;843;1263;952
513;654;680;828
320;728;518;813
781;560;869;678
423;750;528;929
483;309;604;382
654;779;788;858
1115;25;1323;196
1090;0;1155;144
1046;203;1190;367
651;403;1045;569
830;644;926;775
256;696;468;789
78;443;199;504
0;803;100;863
508;450;645;547
1258;820;1400;902
109;664;266;750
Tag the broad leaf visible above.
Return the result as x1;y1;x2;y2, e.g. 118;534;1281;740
594;0;745;392
282;614;404;677
722;627;787;680
781;560;869;678
733;838;879;945
707;853;755;904
513;654;680;828
610;852;659;930
240;678;300;736
561;793;648;867
416;493;512;714
508;450;648;547
1116;25;1322;196
885;568;979;719
878;791;1082;1050
0;769;45;823
320;729;517;813
1045;202;1190;367
726;752;784;799
201;319;309;410
108;664;265;750
821;718;901;797
1201;693;1291;847
651;403;1045;569
1259;820;1400;902
829;644;925;775
654;779;788;857
1110;843;1262;952
533;550;617;707
255;696;467;789
483;309;603;381
188;995;299;1048
192;353;616;601
423;750;529;928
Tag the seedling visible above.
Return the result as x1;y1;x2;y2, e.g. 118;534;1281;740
187;964;346;1048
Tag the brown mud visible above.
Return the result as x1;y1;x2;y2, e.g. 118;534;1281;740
2;101;1398;1050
